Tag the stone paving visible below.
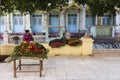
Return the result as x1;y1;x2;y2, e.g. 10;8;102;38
0;54;120;80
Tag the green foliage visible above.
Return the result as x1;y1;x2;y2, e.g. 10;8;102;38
0;0;69;14
75;0;120;16
1;0;120;15
1;0;16;13
10;41;49;59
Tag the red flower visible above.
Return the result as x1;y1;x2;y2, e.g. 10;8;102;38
51;41;63;47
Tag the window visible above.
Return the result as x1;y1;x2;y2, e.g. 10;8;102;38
13;14;23;25
68;14;77;25
32;15;42;25
13;14;24;33
49;15;59;26
86;16;95;29
102;15;110;25
49;14;60;37
32;15;43;33
0;16;4;25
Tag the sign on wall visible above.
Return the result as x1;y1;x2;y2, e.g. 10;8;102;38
96;26;112;37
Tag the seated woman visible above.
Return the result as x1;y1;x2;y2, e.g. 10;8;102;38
23;30;34;42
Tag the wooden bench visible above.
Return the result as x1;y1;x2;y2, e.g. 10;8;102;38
13;57;43;78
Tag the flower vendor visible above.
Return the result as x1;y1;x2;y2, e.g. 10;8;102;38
23;30;34;42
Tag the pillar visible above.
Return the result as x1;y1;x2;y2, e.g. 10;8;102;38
66;13;68;31
81;37;94;56
44;12;49;42
60;10;65;37
10;13;13;33
24;14;31;31
93;26;96;37
77;12;80;31
42;13;45;32
80;4;86;31
3;31;9;43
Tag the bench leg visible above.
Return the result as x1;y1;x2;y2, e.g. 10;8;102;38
13;59;17;78
40;60;43;77
19;60;21;70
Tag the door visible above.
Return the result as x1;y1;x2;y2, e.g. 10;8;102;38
32;15;42;33
13;14;24;33
68;14;77;32
49;15;59;32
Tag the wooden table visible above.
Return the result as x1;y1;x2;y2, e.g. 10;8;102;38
13;58;43;78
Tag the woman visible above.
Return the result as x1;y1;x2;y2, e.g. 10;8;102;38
23;30;34;42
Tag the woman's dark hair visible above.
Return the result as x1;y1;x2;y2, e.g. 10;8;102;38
25;30;29;33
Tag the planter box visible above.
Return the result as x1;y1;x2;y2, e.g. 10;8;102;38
42;44;82;56
0;43;17;55
0;37;94;56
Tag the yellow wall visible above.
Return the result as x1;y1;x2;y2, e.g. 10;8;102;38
0;43;17;55
0;38;94;56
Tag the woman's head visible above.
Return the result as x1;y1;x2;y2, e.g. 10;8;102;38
25;30;30;34
25;30;29;33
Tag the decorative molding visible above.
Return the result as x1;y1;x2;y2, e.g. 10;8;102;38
63;2;82;10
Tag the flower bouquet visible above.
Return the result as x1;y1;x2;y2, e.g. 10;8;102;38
10;41;49;59
67;38;82;46
49;39;65;48
49;37;82;48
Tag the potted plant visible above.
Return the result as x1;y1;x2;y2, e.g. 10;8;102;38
13;36;19;44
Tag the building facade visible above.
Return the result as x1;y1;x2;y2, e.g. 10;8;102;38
0;1;120;43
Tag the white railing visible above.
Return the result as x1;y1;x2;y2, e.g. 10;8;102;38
9;35;46;44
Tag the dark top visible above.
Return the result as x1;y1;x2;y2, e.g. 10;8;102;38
23;33;34;42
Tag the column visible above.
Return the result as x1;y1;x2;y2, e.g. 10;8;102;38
60;10;65;37
77;12;80;31
23;14;26;31
95;15;98;25
4;13;7;32
81;37;94;56
80;4;86;31
98;16;102;25
44;12;49;42
66;13;68;31
64;11;66;32
10;13;13;33
3;13;9;43
3;31;9;43
115;11;119;26
60;10;65;26
8;13;11;32
115;11;120;36
6;13;9;31
101;17;103;25
42;14;45;32
5;13;13;32
24;14;31;31
112;26;115;37
93;26;96;37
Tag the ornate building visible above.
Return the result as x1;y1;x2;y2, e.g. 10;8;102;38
0;1;120;43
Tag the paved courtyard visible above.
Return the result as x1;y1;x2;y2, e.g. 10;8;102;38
0;53;120;80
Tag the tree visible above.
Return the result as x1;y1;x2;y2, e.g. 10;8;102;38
75;0;120;25
0;0;15;13
0;0;69;14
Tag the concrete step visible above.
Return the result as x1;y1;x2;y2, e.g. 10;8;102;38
93;49;120;57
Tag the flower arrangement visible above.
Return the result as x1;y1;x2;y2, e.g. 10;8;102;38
49;39;65;48
67;38;82;46
49;37;82;48
10;41;49;59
